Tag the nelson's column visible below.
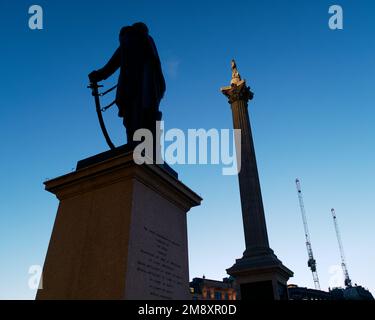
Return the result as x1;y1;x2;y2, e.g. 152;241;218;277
221;60;293;300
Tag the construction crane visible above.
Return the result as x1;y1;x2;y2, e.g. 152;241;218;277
295;179;321;290
331;208;352;287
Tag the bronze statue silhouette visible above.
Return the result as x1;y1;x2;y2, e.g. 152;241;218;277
89;22;166;147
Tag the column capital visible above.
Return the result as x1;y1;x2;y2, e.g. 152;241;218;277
220;59;254;104
221;81;254;104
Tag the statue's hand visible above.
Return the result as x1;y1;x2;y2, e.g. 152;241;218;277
88;70;101;83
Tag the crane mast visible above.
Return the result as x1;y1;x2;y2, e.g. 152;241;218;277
295;179;321;290
331;208;352;287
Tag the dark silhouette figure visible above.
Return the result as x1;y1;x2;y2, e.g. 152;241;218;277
89;22;165;146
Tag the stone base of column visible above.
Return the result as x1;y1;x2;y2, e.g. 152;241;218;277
227;251;293;300
36;146;202;300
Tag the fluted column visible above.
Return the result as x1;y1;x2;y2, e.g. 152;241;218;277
222;81;271;257
221;61;293;300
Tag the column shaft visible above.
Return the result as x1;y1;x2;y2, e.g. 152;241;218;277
231;99;270;255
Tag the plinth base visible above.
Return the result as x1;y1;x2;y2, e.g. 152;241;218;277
227;250;293;300
36;148;201;300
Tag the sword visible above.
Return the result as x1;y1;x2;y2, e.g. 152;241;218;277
87;80;116;150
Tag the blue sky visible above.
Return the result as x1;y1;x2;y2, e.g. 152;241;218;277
1;0;374;299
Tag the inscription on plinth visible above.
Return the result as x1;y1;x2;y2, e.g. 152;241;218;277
124;178;192;300
136;226;184;299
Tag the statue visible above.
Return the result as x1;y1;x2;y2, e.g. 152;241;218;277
88;22;166;147
230;59;242;86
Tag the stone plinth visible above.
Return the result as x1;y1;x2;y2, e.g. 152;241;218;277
36;150;201;300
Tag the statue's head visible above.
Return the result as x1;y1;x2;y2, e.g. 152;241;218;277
119;23;149;42
132;22;149;35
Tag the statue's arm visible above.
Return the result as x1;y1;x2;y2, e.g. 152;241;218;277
96;47;121;80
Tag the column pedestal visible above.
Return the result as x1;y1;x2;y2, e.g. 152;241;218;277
36;148;202;300
227;252;292;300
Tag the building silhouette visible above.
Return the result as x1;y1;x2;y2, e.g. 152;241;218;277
190;277;374;301
190;276;237;300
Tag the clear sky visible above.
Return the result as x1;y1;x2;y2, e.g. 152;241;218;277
1;0;374;299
